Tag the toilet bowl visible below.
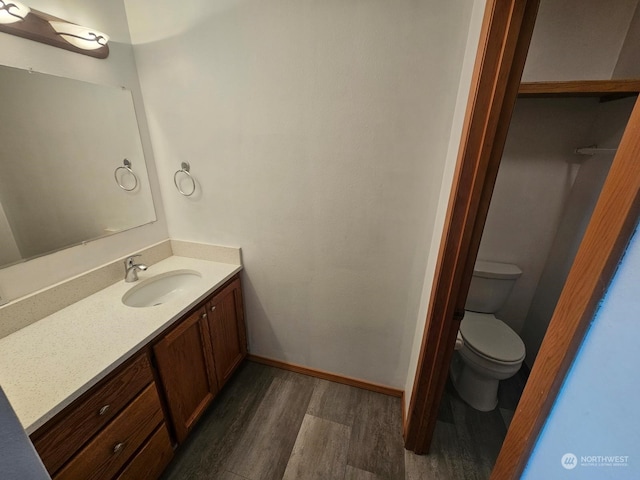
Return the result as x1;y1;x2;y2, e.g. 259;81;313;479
451;311;525;411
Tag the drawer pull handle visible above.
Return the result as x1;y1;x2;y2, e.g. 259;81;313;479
98;405;110;416
113;442;125;454
201;313;207;319
210;306;216;312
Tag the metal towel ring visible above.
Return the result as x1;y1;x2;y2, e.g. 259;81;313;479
174;162;196;196
114;159;139;191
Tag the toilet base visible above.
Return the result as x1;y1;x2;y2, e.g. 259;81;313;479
450;352;500;412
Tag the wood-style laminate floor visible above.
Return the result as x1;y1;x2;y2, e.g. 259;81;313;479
406;367;528;479
161;361;527;480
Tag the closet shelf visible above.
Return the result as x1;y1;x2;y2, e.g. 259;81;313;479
518;80;640;100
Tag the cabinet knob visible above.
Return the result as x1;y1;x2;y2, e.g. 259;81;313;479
210;306;216;312
113;442;125;454
98;405;110;416
201;312;207;319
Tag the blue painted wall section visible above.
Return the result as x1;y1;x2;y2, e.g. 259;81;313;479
522;226;640;479
0;387;50;479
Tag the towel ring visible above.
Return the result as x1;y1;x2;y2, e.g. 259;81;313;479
174;162;196;197
114;159;138;191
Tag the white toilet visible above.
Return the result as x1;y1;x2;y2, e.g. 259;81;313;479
450;260;526;411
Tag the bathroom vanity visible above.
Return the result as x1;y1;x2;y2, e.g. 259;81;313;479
153;275;246;443
0;255;246;480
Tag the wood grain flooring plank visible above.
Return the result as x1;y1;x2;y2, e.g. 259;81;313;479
450;395;506;479
225;377;314;480
268;367;320;389
161;362;274;480
282;414;350;480
162;361;519;480
217;472;248;480
347;390;405;479
307;379;361;426
344;465;382;480
405;420;475;480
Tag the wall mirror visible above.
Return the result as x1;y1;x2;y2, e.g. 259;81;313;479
0;65;156;268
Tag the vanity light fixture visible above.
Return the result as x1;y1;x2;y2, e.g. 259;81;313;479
49;21;109;51
0;4;109;58
0;1;30;24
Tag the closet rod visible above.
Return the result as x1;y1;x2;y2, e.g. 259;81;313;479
574;146;618;156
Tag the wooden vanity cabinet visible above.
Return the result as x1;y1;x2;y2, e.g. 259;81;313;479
31;352;173;480
30;273;246;479
153;275;247;443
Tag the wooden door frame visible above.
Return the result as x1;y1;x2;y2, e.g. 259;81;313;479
404;0;640;478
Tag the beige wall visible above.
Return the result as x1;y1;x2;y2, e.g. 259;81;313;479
614;1;640;78
127;0;479;388
520;97;636;366
522;0;639;81
0;203;21;268
477;98;598;333
0;0;168;303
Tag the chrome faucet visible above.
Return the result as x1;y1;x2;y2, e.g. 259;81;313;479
124;255;148;282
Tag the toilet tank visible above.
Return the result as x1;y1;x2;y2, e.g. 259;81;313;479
465;260;522;313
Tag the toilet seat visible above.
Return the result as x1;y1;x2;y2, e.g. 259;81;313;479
460;312;525;364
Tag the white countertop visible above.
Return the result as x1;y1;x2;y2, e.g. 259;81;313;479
0;256;242;434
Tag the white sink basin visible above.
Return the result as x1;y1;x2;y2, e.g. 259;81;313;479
122;269;202;308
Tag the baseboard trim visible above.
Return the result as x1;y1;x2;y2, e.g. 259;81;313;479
247;354;403;398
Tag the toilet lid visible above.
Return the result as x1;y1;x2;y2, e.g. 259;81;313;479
460;312;525;363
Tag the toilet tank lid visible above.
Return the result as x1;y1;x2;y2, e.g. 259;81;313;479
474;260;522;279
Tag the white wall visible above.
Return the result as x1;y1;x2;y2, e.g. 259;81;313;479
476;98;598;333
0;203;21;268
522;0;639;81
520;97;635;366
0;0;168;302
127;0;478;388
614;1;640;78
522;226;640;480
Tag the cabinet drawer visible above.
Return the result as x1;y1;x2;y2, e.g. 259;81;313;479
116;423;173;480
33;353;154;475
54;383;163;480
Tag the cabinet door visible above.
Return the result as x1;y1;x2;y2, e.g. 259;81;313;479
153;307;218;443
206;278;247;389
